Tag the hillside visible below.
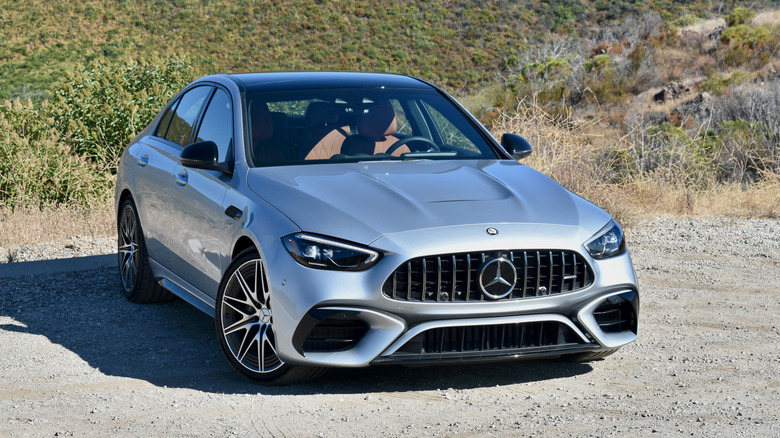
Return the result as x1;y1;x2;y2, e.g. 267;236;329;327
1;0;779;238
1;0;773;98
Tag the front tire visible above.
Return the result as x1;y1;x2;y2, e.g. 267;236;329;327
117;198;170;303
215;248;325;384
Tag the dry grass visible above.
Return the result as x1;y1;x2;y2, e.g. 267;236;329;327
0;201;114;249
753;10;780;26
679;18;726;36
491;100;780;227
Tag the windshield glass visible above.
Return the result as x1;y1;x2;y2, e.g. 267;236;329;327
246;89;499;166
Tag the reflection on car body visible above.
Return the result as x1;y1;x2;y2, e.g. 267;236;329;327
115;72;639;384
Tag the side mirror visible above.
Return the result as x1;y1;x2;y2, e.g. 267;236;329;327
180;141;232;175
501;133;533;160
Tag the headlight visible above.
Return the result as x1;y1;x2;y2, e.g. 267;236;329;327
282;233;382;271
585;219;626;259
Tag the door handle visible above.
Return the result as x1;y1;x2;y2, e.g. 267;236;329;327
175;169;188;186
136;154;149;167
225;205;243;220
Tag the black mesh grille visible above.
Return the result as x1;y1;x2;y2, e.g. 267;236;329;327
394;322;586;357
593;296;637;333
302;317;369;353
382;250;592;302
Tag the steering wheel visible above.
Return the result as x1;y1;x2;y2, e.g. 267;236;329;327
386;136;440;156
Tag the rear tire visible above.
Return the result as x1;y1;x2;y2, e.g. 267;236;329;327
215;248;325;385
117;198;171;303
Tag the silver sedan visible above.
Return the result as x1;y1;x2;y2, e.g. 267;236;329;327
115;72;638;384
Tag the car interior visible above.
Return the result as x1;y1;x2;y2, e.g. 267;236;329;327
247;91;490;166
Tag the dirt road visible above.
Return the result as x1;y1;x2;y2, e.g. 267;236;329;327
1;217;778;437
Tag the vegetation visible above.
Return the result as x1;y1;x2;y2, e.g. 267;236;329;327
1;1;779;247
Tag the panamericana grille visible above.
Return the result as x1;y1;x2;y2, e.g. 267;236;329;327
389;322;587;359
382;250;593;302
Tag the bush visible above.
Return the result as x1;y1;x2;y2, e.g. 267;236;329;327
710;81;780;181
0;99;109;207
727;7;756;27
50;57;195;173
700;71;754;95
720;24;778;67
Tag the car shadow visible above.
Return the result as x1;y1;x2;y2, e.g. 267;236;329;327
0;263;594;396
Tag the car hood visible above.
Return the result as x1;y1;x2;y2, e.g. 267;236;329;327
246;160;612;245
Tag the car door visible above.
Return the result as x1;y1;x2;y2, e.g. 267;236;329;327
134;85;213;269
168;87;235;297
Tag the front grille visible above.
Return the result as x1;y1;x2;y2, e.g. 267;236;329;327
382;250;592;302
302;317;369;353
388;322;587;359
593;296;636;333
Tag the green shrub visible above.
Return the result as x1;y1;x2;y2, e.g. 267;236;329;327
715;120;777;183
721;24;778;67
727;7;756;27
669;14;702;30
701;71;757;102
608;122;718;187
49;57;195;173
700;73;728;95
0;99;109;207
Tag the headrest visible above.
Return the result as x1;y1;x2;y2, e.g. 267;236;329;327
358;99;397;138
250;101;273;142
305;101;339;126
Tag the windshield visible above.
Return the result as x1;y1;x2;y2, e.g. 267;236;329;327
246;88;499;166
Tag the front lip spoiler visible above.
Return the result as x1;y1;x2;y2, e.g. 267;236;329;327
371;344;597;365
378;313;593;358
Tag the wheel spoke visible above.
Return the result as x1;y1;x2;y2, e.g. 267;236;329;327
120;247;136;289
233;269;256;304
236;325;259;363
260;324;279;373
223;307;255;335
223;292;252;308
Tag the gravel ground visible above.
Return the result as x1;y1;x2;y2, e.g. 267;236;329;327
1;216;778;437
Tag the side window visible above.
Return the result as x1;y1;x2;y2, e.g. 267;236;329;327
155;100;179;138
164;86;212;146
195;89;233;163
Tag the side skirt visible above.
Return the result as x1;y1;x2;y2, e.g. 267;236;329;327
148;258;216;316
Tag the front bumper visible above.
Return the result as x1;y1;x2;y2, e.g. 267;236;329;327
265;223;639;368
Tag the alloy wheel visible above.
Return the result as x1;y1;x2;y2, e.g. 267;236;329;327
219;258;284;374
118;203;140;292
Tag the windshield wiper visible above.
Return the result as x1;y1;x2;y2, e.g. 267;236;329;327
401;152;458;160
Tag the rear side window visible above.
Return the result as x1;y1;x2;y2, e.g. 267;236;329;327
195;89;233;163
159;86;212;146
155;102;178;138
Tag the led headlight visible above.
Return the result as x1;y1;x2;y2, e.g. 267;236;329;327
282;233;381;271
585;219;626;259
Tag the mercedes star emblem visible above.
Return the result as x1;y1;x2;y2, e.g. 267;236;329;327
478;257;517;299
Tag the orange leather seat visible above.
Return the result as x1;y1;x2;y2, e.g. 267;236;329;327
340;99;410;156
301;102;350;160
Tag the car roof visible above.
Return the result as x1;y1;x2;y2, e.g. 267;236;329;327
216;72;434;92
